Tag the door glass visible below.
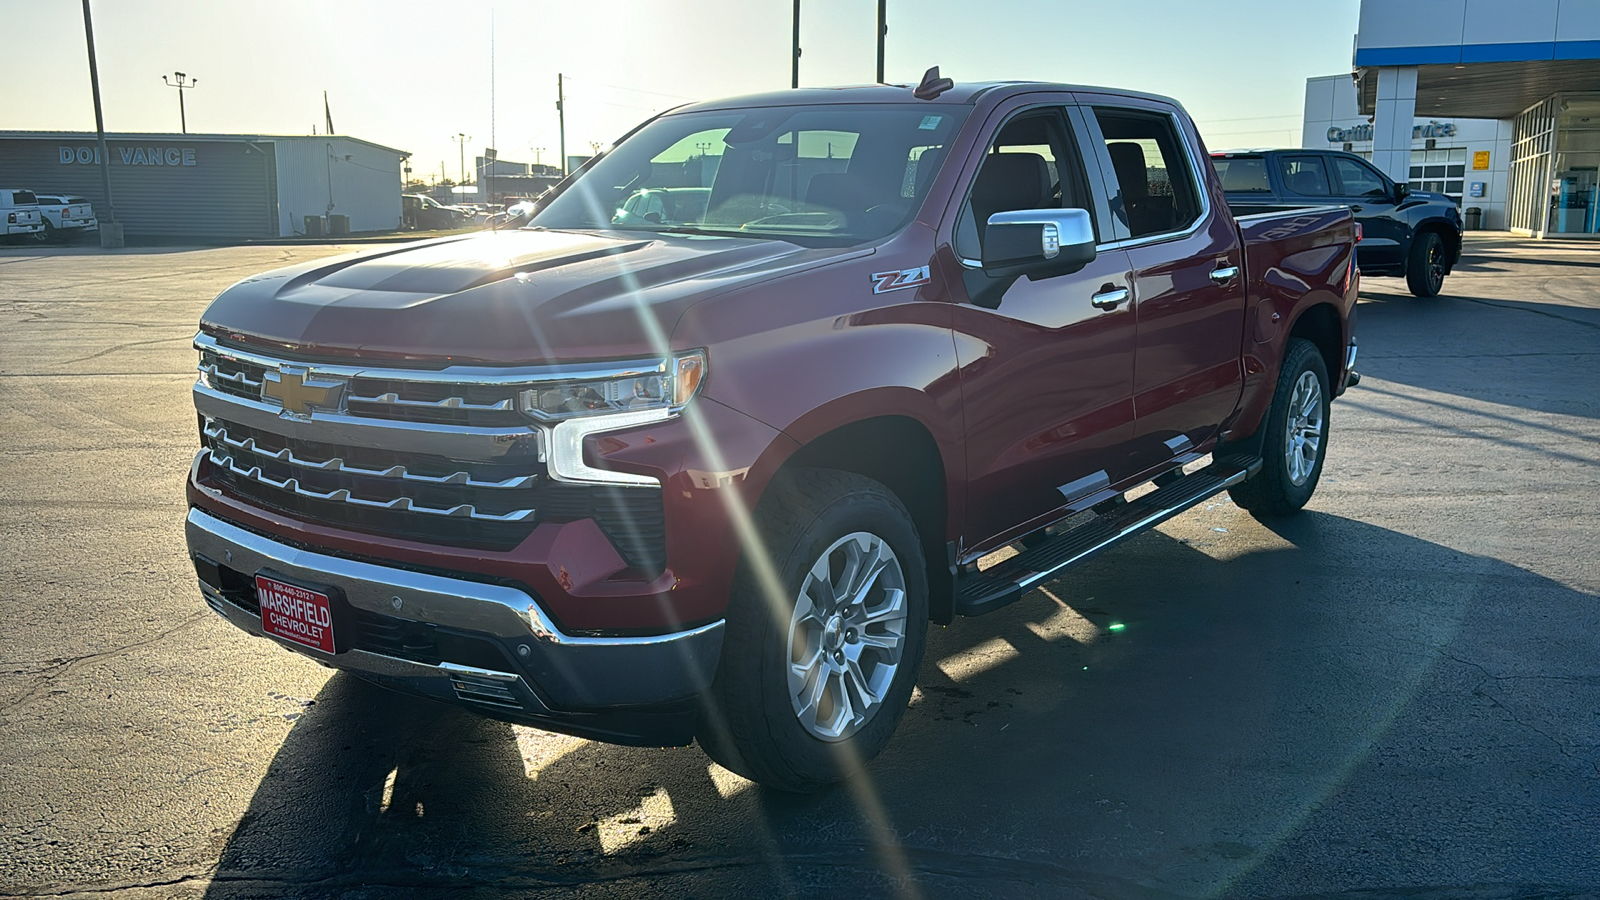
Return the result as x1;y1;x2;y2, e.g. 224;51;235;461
1333;158;1387;197
1092;108;1201;238
1278;156;1331;197
955;110;1091;259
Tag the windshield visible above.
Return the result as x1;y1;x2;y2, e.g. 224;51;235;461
532;103;968;245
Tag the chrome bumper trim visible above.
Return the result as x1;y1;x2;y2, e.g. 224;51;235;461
186;508;724;708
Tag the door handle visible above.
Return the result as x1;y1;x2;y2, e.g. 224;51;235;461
1091;287;1129;310
1351;205;1364;213
1209;265;1240;284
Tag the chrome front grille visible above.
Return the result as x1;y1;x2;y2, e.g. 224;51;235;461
191;334;669;567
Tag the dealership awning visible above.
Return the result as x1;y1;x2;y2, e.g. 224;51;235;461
1358;58;1600;120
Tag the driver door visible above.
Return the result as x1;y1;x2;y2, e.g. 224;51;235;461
949;102;1141;551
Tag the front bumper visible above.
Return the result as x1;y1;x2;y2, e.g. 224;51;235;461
186;507;724;746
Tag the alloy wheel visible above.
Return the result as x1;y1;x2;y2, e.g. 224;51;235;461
785;531;908;742
1284;370;1325;487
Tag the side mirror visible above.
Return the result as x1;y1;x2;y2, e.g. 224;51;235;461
1394;182;1411;202
982;208;1096;279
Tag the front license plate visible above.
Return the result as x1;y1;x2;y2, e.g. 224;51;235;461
255;575;337;654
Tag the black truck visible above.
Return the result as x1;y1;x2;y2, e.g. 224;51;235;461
1212;148;1463;298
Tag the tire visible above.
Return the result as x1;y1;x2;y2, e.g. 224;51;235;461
33;221;54;244
1406;230;1447;297
1228;338;1331;519
699;468;928;793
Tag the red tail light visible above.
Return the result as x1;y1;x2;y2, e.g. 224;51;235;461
1354;223;1363;243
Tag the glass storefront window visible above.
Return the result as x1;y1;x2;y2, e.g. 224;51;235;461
1550;95;1600;234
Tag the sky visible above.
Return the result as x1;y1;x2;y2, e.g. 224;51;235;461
2;0;1362;182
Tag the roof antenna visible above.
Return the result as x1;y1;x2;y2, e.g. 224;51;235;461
913;66;953;100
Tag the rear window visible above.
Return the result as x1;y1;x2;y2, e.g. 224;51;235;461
66;198;88;204
11;190;37;205
1212;156;1270;192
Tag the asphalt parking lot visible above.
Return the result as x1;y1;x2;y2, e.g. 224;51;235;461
1;235;1597;899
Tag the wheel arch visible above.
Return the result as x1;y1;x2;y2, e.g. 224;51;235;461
775;414;955;625
1413;218;1461;271
1287;301;1343;385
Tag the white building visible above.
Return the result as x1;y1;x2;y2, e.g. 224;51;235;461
1302;74;1512;229
1341;0;1600;238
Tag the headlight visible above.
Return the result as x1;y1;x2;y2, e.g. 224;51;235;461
533;351;706;486
518;350;705;421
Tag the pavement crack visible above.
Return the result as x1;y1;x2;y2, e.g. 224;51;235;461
1455;293;1600;331
1434;649;1600;778
58;333;193;366
0;612;210;716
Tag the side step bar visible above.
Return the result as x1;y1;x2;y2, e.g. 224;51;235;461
954;458;1261;617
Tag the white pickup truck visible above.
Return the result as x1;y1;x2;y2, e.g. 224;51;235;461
34;194;99;242
1;189;45;241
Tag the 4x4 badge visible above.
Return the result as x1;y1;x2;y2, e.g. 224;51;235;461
870;266;931;294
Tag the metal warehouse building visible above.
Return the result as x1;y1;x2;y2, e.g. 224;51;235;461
0;131;408;241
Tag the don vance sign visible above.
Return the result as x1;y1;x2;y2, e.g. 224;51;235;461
59;145;199;166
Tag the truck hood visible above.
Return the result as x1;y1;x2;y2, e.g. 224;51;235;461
200;229;867;365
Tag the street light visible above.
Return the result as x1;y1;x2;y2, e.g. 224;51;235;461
161;71;198;133
452;133;471;199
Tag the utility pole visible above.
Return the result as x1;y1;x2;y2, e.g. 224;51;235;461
80;0;119;246
875;0;887;84
791;0;801;88
488;7;495;205
162;71;198;133
453;133;470;199
557;73;567;177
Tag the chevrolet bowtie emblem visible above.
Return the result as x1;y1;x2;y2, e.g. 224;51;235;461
261;367;345;416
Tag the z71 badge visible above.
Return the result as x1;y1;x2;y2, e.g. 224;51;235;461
870;266;931;294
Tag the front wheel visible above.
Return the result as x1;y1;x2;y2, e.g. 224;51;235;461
1406;231;1447;297
699;468;927;793
1228;338;1331;519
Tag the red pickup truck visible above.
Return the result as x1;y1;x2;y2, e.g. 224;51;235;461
186;74;1358;792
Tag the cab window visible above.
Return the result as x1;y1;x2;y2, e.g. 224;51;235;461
1279;156;1332;197
1092;108;1201;239
1333;157;1388;197
955;110;1092;260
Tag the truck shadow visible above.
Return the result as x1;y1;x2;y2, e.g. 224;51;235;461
199;512;1599;898
1346;289;1600;422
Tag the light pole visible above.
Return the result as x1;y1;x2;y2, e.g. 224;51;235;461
791;0;801;88
876;0;887;84
161;71;197;133
453;133;471;201
81;0;119;246
533;147;545;167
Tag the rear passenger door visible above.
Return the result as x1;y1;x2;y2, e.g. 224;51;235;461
1081;100;1247;476
1328;154;1406;271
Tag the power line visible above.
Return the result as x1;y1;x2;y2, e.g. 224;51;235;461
1192;113;1302;124
561;76;696;102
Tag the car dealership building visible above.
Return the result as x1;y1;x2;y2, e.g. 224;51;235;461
1304;0;1600;237
0;132;408;241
